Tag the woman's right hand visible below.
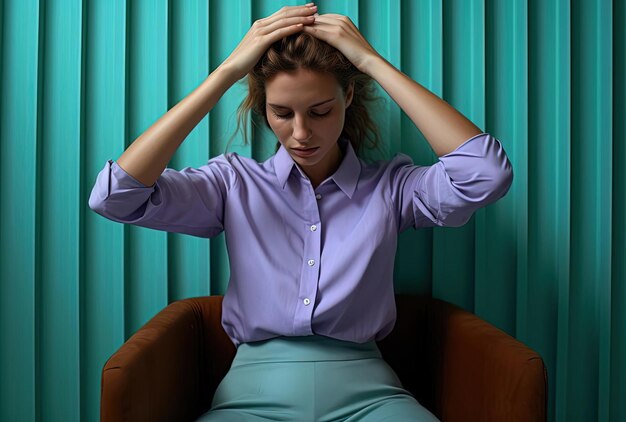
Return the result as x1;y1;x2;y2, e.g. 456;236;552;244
219;3;318;81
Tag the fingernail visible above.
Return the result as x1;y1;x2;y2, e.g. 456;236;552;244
305;2;314;5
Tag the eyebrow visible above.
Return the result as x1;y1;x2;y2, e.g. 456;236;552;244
267;97;336;109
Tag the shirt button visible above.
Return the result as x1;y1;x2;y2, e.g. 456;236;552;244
316;194;322;200
308;259;315;266
310;225;317;231
303;298;311;305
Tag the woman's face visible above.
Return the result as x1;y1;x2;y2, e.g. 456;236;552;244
265;68;353;184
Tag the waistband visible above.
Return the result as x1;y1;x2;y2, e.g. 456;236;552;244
231;335;382;367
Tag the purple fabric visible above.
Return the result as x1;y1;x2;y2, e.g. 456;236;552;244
88;132;513;348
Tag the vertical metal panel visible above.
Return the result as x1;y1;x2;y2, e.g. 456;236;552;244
553;0;573;418
40;1;83;420
569;0;613;420
611;4;626;422
0;1;624;422
0;1;40;420
527;1;572;420
82;1;127;421
593;1;613;419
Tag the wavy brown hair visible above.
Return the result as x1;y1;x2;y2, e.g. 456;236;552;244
225;31;385;159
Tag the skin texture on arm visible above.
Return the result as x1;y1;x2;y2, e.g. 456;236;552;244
302;13;483;157
116;66;238;186
361;55;483;157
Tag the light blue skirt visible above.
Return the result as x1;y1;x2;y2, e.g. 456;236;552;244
196;334;440;421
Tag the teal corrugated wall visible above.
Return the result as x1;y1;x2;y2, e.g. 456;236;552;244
0;0;623;421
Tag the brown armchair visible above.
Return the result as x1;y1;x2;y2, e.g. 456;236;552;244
101;294;548;421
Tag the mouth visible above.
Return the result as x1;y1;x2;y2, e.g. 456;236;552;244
291;146;319;157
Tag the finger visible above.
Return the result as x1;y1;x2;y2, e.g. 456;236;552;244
310;15;353;29
301;19;352;36
317;13;352;20
259;15;315;35
310;14;348;21
262;21;307;43
300;24;334;41
307;16;336;25
312;14;359;28
260;4;318;27
308;15;360;37
302;20;343;37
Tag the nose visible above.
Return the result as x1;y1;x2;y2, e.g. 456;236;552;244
292;114;312;142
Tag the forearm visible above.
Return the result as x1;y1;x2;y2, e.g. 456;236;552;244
116;65;239;186
362;55;483;157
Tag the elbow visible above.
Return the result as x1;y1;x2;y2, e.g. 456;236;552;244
449;158;513;214
87;184;153;223
87;160;157;222
478;134;514;201
492;157;514;200
88;186;107;214
434;145;513;227
476;154;513;203
87;189;120;221
453;159;513;205
87;185;123;220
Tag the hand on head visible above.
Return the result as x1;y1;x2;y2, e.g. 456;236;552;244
220;3;319;81
221;3;382;81
301;12;381;73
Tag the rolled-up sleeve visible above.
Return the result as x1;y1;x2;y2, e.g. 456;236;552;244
88;153;239;238
390;132;513;232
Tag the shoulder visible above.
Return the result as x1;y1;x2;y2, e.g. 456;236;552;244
206;151;263;171
356;153;432;206
206;151;279;185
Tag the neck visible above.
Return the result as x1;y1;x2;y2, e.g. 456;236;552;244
303;142;343;188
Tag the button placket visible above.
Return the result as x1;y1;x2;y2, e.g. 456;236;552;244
293;189;322;335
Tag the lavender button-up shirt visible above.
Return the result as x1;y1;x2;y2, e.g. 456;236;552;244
88;132;513;348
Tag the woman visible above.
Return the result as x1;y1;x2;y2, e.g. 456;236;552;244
89;3;513;421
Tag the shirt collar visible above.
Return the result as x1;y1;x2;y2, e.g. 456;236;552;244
274;136;361;198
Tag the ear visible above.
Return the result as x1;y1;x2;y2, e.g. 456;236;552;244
345;82;354;109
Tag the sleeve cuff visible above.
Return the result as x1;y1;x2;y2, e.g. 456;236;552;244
109;159;156;189
440;132;491;157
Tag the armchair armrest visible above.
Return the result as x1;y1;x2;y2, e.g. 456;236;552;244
429;298;548;422
101;299;204;422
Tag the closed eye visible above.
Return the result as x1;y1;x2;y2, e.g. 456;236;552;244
272;110;331;120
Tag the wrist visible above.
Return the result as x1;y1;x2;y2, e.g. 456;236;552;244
212;63;244;86
360;54;389;78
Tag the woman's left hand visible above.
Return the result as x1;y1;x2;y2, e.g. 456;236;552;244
301;13;383;73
